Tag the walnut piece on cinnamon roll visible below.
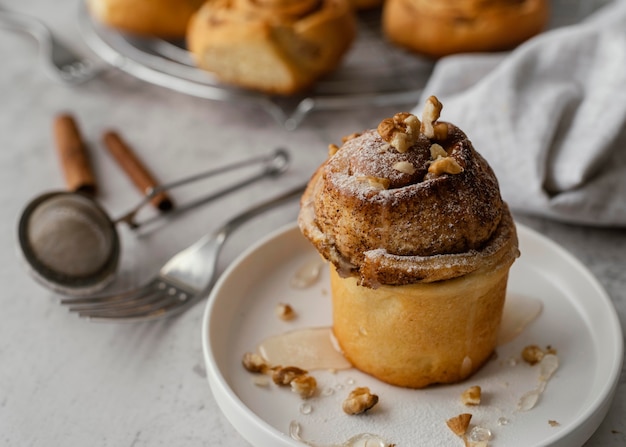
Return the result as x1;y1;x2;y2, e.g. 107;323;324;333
298;96;519;388
382;0;549;58
87;0;205;38
186;0;356;95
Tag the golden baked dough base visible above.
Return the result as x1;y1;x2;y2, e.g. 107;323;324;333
382;0;549;58
186;0;356;95
330;256;513;388
87;0;204;38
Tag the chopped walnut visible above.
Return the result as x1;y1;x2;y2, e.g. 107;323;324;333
291;374;317;399
446;413;472;437
429;143;447;160
357;175;391;190
522;345;545;365
377;112;421;153
548;420;561;427
341;132;361;143
342;387;379;415
328;143;340;157
391;133;412;153
428;156;464;176
421;96;443;139
242;352;269;373
392;161;416;175
377;117;396;140
275;303;296;321
461;386;482;406
396;112;421;136
272;366;307;385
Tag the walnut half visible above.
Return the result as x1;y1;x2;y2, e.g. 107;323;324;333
342;387;379;415
377;112;421;153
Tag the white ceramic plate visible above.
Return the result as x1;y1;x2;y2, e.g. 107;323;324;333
202;222;623;447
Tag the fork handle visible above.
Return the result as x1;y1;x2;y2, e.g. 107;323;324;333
218;183;307;239
160;183;306;292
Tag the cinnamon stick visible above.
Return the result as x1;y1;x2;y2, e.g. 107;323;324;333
53;114;97;195
103;130;173;211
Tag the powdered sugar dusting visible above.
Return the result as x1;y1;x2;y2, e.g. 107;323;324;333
298;122;516;287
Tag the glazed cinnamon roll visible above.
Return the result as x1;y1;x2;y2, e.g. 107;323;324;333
87;0;205;38
186;0;356;95
298;96;519;388
382;0;549;58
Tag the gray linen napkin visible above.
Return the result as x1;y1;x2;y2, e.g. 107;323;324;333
414;0;626;226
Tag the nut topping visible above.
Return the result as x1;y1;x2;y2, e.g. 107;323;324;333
328;143;340;157
242;352;269;373
428;156;464;176
275;302;296;321
521;345;557;365
357;175;391;190
341;132;361;143
421;96;445;139
376;96;448;154
461;385;482;406
272;366;307;385
521;345;545;365
342;387;379;415
377;112;421;153
392;161;416;175
446;413;472;437
429;143;447;160
290;374;317;399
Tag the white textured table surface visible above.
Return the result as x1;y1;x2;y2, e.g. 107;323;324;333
1;1;624;446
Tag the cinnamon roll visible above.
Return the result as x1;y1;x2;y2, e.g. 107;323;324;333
87;0;205;38
186;0;357;95
347;0;383;10
298;96;519;388
382;0;549;58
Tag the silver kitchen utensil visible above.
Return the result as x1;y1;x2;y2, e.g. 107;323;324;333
60;182;307;322
0;6;102;84
18;148;290;296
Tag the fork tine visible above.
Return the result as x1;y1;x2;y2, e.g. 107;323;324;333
78;294;189;321
60;279;159;306
66;287;163;312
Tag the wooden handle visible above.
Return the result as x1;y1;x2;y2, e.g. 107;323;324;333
103;131;174;211
53;114;97;195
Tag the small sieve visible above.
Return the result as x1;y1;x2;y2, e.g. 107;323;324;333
18;148;290;296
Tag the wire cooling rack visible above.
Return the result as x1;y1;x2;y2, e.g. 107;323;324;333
78;0;614;129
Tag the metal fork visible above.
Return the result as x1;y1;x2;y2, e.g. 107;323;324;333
0;7;101;84
60;183;307;322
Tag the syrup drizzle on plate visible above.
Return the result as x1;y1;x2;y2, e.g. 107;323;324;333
259;293;543;372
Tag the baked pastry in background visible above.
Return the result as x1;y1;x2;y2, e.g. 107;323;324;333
298;96;519;388
186;0;356;95
347;0;383;10
382;0;549;58
87;0;205;38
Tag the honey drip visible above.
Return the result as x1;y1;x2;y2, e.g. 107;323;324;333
259;327;352;371
259;295;542;373
290;421;392;447
291;257;325;289
497;294;543;346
